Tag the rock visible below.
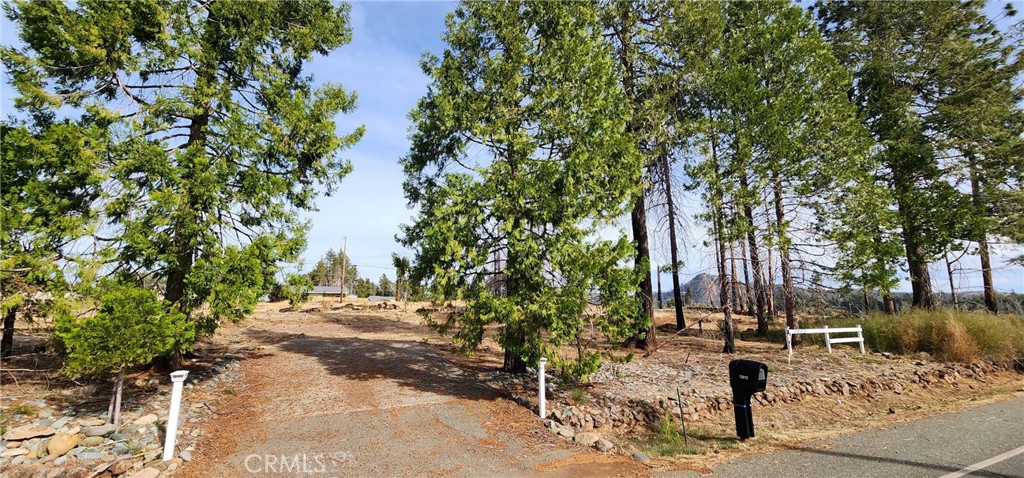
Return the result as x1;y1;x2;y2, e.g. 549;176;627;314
574;432;600;447
53;455;68;466
594;439;614;452
110;432;130;442
46;433;80;456
178;450;191;462
631;452;650;462
78;451;105;461
79;436;106;447
111;444;130;456
556;426;574;438
110;460;135;475
78;417;106;427
888;407;896;414
133;414;158;426
7;441;23;448
3;448;30;457
4;424;56;441
50;417;71;431
84;424;116;437
126;468;160;478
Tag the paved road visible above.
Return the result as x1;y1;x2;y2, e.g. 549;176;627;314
701;397;1024;478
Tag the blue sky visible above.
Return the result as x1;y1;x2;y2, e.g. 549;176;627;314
2;1;1021;294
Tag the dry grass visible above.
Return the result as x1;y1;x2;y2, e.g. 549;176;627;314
858;309;1024;364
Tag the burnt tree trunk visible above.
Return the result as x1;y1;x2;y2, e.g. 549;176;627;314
1;305;17;358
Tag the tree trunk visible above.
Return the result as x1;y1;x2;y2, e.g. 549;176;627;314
945;253;959;310
108;371;125;426
711;139;734;353
740;238;754;317
772;176;798;344
905;235;935;309
883;291;895;315
656;265;662;310
739;173;769;337
658;145;685;330
968;165;997;313
862;288;869;314
730;241;743;315
1;304;16;358
631;192;656;349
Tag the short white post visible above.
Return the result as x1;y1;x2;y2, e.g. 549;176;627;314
162;370;189;461
824;325;832;353
538;357;547;418
785;327;792;359
857;325;865;354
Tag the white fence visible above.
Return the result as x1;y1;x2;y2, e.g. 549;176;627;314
785;325;865;357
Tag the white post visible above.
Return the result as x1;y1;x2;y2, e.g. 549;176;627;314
538;358;547;418
785;327;792;359
857;325;865;354
163;370;189;461
824;325;832;353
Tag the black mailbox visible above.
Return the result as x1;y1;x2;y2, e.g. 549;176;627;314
728;359;768;440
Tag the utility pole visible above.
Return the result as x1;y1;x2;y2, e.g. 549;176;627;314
340;236;348;302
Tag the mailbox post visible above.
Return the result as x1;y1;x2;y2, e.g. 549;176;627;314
728;359;768;441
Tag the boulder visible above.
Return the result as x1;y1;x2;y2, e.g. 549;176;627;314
133;414;158;426
573;432;600;447
84;424;116;437
594;439;614;452
110;460;135;475
46;433;80;456
4;424;56;441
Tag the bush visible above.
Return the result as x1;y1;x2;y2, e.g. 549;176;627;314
860;309;1024;364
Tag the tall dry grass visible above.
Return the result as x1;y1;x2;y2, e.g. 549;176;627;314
858;309;1024;364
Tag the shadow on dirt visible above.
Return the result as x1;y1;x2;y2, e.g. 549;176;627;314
245;328;499;402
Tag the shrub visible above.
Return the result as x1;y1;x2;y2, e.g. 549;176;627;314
55;284;192;425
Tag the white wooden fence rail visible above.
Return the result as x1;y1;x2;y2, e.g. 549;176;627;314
785;325;865;357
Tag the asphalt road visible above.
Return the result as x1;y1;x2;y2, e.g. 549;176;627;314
703;397;1024;478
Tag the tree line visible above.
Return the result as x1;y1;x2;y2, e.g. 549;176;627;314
400;0;1023;376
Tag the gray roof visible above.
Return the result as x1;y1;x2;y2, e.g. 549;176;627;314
310;286;342;295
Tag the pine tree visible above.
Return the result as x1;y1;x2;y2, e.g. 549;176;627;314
401;0;645;378
2;0;362;349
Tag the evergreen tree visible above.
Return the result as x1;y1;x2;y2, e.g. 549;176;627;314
815;0;995;309
1;120;103;357
55;284;191;425
2;0;362;351
401;0;645;378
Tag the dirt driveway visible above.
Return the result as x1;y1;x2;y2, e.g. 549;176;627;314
178;306;646;477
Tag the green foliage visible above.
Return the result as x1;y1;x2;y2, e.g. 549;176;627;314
642;414;702;457
281;273;312;309
815;1;1023;307
2;0;362;345
376;274;395;297
401;0;645;378
306;248;359;287
352;278;377;298
55;284;192;377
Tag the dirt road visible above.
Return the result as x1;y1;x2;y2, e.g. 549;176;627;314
178;308;646;477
